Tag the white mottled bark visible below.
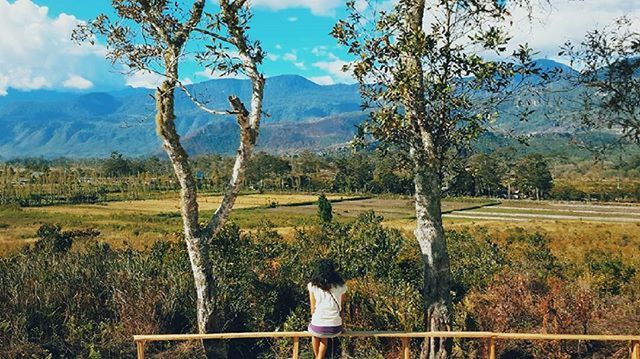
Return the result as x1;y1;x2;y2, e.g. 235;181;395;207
204;0;265;238
399;1;453;358
412;144;453;359
140;1;262;358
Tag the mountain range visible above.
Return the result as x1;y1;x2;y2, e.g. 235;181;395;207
0;60;582;159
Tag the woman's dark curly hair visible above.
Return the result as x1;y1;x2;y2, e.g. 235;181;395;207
310;259;344;291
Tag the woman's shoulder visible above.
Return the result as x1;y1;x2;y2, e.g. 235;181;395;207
308;282;347;293
333;283;347;293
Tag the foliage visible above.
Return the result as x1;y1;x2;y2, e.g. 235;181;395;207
584;250;637;295
317;194;333;223
103;152;141;178
332;0;543;158
2;214;638;358
514;154;554;199
447;230;505;299
561;16;640;143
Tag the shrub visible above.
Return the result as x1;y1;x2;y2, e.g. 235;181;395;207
317;194;333;223
2;218;639;358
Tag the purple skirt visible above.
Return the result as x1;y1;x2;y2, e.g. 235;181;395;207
308;323;343;338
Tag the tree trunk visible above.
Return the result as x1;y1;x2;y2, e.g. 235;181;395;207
398;0;453;356
184;236;227;358
156;79;226;358
412;148;453;359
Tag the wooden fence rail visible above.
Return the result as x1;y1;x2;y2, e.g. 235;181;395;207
133;331;640;359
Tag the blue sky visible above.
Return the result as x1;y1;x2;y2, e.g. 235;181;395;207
30;0;354;85
0;0;638;94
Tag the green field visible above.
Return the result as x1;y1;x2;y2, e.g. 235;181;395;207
2;194;639;264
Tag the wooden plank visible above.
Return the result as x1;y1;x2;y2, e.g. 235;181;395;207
132;331;640;342
494;333;640;342
402;337;410;359
292;336;299;359
136;341;145;359
132;331;496;342
133;331;312;341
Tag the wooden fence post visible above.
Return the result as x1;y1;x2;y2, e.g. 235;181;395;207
402;337;410;359
488;337;496;359
292;336;299;359
136;340;145;359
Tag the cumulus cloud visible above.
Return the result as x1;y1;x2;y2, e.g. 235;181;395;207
63;75;94;90
281;51;306;69
125;70;165;89
251;0;343;16
312;55;354;84
506;0;640;58
0;0;120;95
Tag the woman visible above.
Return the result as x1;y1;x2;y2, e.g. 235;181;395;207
307;259;347;359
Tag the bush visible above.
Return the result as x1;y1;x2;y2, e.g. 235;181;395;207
2;219;639;358
317;194;333;223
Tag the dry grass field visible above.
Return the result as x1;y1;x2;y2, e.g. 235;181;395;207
1;194;639;265
0;193;355;253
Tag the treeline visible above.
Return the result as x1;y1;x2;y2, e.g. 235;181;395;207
1;207;638;357
2;149;640;206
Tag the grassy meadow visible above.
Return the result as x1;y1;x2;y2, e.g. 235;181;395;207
2;193;639;268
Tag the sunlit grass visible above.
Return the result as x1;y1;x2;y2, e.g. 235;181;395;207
2;194;639;263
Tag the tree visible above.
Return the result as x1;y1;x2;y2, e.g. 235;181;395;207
333;1;542;357
514;154;553;200
103;151;134;177
75;1;265;357
561;17;640;144
246;152;292;190
467;154;504;196
317;194;333;223
332;152;375;192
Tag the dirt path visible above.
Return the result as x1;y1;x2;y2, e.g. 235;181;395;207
444;209;640;223
496;206;640;216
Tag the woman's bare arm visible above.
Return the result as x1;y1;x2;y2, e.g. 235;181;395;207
341;293;347;329
309;290;316;315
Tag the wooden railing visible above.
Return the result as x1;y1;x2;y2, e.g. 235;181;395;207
133;331;640;359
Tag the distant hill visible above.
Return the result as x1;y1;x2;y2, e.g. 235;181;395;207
0;60;601;159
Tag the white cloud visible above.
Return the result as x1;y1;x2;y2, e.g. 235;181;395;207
283;52;298;61
309;76;335;85
354;0;369;12
0;0;119;95
62;75;93;90
287;16;298;22
311;46;328;56
313;57;354;83
266;54;280;61
251;0;343;16
275;44;282;50
506;0;640;58
125;70;165;89
281;51;306;69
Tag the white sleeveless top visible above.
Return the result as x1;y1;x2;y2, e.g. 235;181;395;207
308;282;347;327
